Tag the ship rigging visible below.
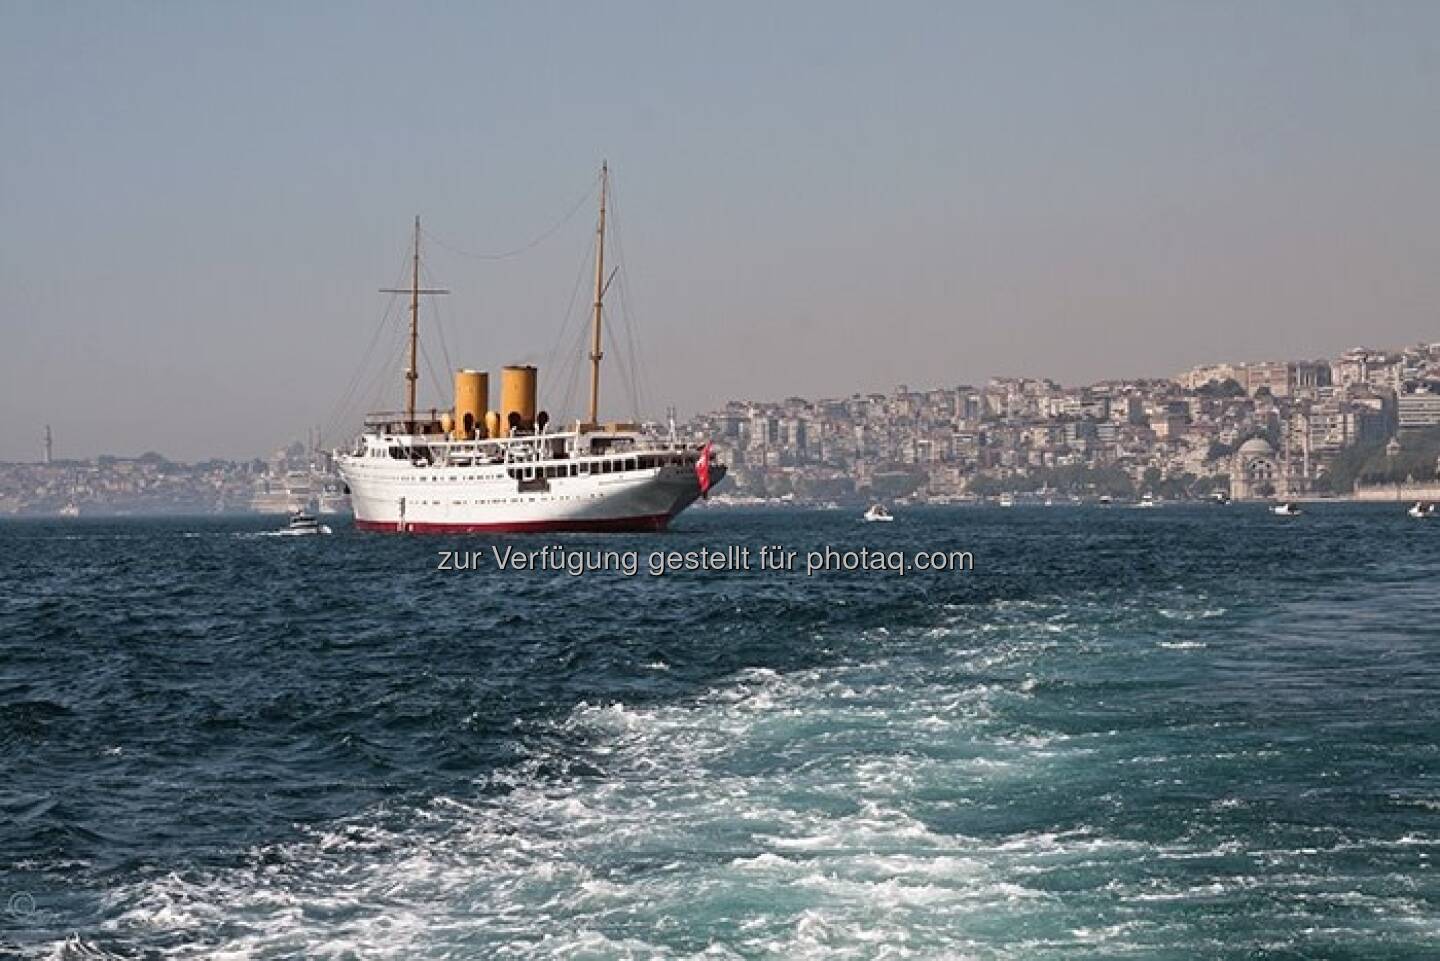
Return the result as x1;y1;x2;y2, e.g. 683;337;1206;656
335;164;724;533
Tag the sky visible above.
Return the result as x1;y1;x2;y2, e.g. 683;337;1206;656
2;1;1438;461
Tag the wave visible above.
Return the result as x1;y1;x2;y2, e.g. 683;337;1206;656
28;599;1435;960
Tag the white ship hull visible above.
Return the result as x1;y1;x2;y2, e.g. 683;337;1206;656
338;440;722;534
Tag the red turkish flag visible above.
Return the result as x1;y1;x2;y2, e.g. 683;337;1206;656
696;441;713;497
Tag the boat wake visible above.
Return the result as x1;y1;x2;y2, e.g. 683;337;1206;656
253;526;333;537
37;590;1438;960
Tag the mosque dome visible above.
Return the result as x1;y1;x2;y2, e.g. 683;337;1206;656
1237;437;1274;456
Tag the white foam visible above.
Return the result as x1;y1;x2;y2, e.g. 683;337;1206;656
43;598;1432;959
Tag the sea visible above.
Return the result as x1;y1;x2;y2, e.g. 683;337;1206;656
1;503;1438;959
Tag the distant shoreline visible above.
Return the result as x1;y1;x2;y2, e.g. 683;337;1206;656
8;491;1438;521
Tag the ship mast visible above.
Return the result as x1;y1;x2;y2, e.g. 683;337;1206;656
587;163;609;425
381;217;447;434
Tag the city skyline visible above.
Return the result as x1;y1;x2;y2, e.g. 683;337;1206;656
10;336;1440;466
5;337;1438;519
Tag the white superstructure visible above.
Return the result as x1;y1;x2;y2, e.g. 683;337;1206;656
340;423;720;533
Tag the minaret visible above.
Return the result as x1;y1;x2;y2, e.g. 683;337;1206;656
44;425;52;465
1301;412;1311;488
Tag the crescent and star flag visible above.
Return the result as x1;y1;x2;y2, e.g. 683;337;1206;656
696;441;714;497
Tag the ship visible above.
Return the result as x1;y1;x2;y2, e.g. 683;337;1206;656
336;164;725;533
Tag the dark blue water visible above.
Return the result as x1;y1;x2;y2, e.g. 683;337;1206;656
2;505;1438;958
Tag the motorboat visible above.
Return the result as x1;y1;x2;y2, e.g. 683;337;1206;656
1271;502;1303;517
1135;493;1158;509
863;503;894;523
278;511;332;535
1408;502;1435;519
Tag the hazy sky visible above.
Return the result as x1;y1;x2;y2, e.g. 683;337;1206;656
2;2;1438;461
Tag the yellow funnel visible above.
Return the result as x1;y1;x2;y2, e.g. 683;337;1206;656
453;369;489;440
499;365;538;437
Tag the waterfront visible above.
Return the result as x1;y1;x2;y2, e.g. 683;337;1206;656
2;504;1438;958
5;341;1439;521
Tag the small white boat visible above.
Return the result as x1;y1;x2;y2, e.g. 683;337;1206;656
1098;494;1113;507
997;493;1015;508
1135;493;1158;509
1408;502;1435;519
1271;502;1303;517
276;511;332;535
862;503;893;523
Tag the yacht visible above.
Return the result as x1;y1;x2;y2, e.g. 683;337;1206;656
280;511;332;536
336;165;723;533
1408;502;1435;519
862;503;894;523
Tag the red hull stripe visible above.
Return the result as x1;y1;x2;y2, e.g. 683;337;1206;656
353;513;672;534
